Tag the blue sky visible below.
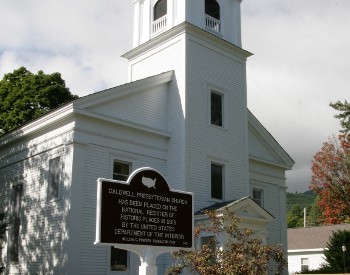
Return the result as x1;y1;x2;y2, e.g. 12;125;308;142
1;0;349;192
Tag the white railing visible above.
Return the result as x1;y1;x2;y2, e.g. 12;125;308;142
152;15;167;35
205;14;221;34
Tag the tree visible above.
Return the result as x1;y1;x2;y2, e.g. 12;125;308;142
307;196;323;226
323;229;350;272
166;209;286;275
330;100;350;134
309;101;350;224
0;67;78;134
0;211;7;273
310;134;350;224
287;204;305;228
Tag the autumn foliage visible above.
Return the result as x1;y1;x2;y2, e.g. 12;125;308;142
310;134;350;224
166;209;286;275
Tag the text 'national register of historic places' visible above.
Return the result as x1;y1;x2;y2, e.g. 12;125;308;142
95;167;193;249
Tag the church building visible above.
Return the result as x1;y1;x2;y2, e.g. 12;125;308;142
0;0;294;274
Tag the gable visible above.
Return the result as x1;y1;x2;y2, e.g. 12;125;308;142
73;71;174;132
248;110;294;170
195;197;274;225
86;84;169;131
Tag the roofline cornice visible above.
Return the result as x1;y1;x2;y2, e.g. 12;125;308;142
122;22;253;61
74;108;172;138
75;71;174;109
0;103;75;146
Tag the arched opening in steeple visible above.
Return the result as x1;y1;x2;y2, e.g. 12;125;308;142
152;0;168;34
205;0;221;33
154;0;167;21
205;0;220;20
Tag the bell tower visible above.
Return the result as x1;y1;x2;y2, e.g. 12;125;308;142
124;0;252;206
132;0;243;48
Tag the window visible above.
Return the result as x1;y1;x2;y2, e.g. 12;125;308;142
113;161;130;181
8;184;23;263
301;258;309;272
211;163;223;200
110;247;128;272
47;156;61;201
110;160;131;271
211;91;223;127
201;236;216;251
200;236;216;260
205;0;220;20
154;0;167;21
252;188;264;207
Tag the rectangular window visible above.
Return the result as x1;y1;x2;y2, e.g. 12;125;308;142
111;160;131;271
201;236;216;251
110;247;128;271
252;188;264;207
211;91;223;127
200;236;216;260
301;258;309;272
211;163;223;200
47;156;61;201
113;161;130;181
8;184;23;263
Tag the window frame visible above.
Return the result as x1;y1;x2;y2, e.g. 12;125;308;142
210;162;225;201
108;158;133;273
301;258;309;272
8;183;23;263
208;85;227;129
47;156;61;202
112;160;131;182
252;188;264;207
109;246;130;273
153;0;167;21
205;0;221;20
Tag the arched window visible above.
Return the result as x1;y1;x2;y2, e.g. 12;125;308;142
154;0;167;21
205;0;220;20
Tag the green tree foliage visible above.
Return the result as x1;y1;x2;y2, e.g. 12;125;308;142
286;192;316;213
0;67;78;134
287;201;323;228
287;204;305;228
166;209;286;275
330;100;350;134
323;229;350;272
286;192;322;227
307;196;323;226
0;211;7;273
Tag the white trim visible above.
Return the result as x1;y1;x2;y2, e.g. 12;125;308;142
74;108;171;138
288;248;325;253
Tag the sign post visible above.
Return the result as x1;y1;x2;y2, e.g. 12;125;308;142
95;167;193;275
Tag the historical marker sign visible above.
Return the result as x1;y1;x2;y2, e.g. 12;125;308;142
95;168;193;249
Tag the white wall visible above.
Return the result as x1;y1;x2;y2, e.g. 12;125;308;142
185;34;249;211
288;250;325;274
0;121;75;274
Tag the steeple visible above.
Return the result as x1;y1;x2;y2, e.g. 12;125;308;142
132;0;243;48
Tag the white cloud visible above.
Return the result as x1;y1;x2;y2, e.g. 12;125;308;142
242;0;350;191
